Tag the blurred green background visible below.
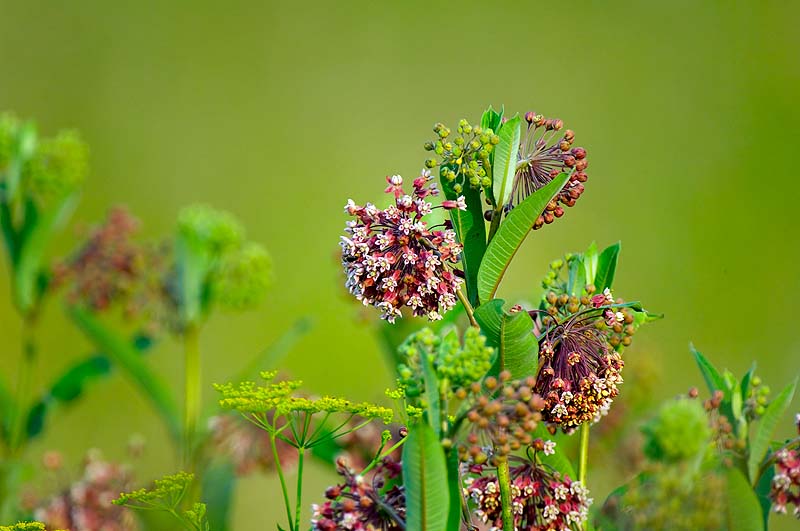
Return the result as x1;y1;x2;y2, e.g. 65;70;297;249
1;1;799;529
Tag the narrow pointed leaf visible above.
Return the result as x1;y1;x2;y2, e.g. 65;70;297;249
0;376;14;443
583;241;598;285
403;423;449;531
725;467;764;531
203;461;236;531
446;451;463;531
480;105;503;132
478;172;570;302
68;306;181;441
747;379;797;482
474;299;538;379
690;344;725;395
491;116;521;208
594;242;621;291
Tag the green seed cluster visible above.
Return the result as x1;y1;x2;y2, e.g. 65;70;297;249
423;119;499;193
212;241;273;310
0;113;88;203
397;327;495;399
642;398;711;462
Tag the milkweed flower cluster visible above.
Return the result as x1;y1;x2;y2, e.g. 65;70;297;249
34;451;138;531
311;457;405;531
340;171;466;323
535;312;624;432
464;460;592;531
511;112;588;230
771;447;800;518
53;207;166;321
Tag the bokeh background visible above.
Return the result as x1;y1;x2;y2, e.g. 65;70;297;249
1;1;799;529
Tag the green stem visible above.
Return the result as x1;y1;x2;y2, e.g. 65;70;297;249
183;324;201;472
456;288;479;328
271;432;296;531
496;455;514;531
10;314;36;455
294;446;305;530
361;437;408;476
578;422;590;486
486;206;503;244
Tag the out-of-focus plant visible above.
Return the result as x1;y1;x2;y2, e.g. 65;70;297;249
113;472;209;531
0;113;88;521
598;349;798;530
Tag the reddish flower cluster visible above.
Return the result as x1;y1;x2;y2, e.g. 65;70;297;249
771;447;800;518
464;460;592;530
207;414;296;476
341;171;465;323
311;457;405;530
534;312;624;432
34;451;138;531
511;112;588;230
53;207;165;322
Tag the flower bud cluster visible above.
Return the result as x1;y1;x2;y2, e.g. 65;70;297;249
464;459;592;530
641;398;711;462
397;327;494;399
311;457;405;530
423;119;499;193
341;171;465;323
34;451;138;531
743;375;771;420
512;112;588;230
458;371;545;460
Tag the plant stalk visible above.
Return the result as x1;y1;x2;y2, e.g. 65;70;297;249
271;432;296;531
294;446;305;530
496;455;515;531
10;314;36;456
486;206;503;243
183;324;201;472
456;288;479;328
578;424;591;530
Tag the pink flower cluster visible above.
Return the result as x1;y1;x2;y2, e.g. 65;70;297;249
311;457;405;530
34;451;138;531
341;171;465;323
771;447;800;518
464;461;592;531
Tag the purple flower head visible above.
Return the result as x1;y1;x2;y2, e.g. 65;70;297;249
341;170;465;323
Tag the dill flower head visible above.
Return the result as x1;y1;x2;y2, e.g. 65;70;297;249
216;371;393;424
511;112;587;230
340;170;465;323
534;312;624;432
53;207;167;321
34;451;138;531
771;447;800;518
458;371;545;461
464;458;592;530
311;457;405;531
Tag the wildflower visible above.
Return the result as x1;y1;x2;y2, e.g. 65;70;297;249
53;207;167;323
534;312;624;432
464;458;592;530
311;457;405;530
459;371;545;460
35;451;138;531
113;472;208;530
341;171;465;323
770;447;800;518
510;112;588;229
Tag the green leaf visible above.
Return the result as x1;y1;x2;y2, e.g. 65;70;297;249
439;171;486;307
477;172;570;302
567;253;586;297
421;334;443;438
725;467;764;531
583;241;598;286
14;194;78;314
68;306;181;441
690;344;725;395
474;299;538;380
446;451;462;531
480;105;503;132
491;115;521;208
202;461;236;531
747;378;797;483
26;355;112;440
594;242;621;291
754;463;774;528
740;363;756;403
402;423;449;531
0;376;14;444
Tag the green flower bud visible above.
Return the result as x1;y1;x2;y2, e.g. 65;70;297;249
453;183;462;193
178;204;244;252
424;158;437;169
490;135;500;145
642;398;710;462
423;141;435;151
25;130;88;199
454;136;465;146
480;177;491;188
212;242;272;311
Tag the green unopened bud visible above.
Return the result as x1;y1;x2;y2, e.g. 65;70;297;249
453;183;462;193
424;158;437;169
481;177;491;187
423;141;435;151
490;135;500;145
